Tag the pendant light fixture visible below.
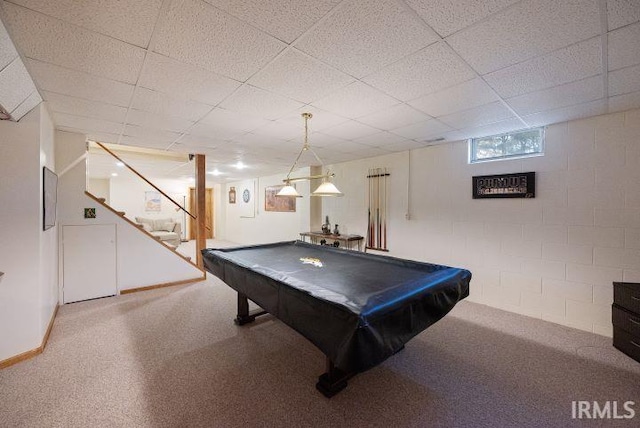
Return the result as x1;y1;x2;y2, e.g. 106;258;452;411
276;113;343;197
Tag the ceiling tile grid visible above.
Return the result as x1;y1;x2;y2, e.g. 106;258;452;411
199;107;270;133
606;0;640;31
356;103;432;130
408;78;499;117
187;121;245;141
219;84;304;120
363;42;476;101
203;0;341;44
26;59;134;107
153;0;286;82
295;0;439;78
522;98;609;127
131;87;213;122
608;21;640;71
126;108;194;134
54;112;123;135
3;3;145;84
446;0;601;74
352;131;408;148
0;56;35;111
43;91;128;123
483;37;603;99
248;48;355;104
608;64;640;96
311;81;400;119
404;0;521;37
505;75;604;116
438;101;515;129
390;119;453;141
122;124;181;145
138;53;242;107
0;16;17;70
6;0;163;48
609;90;640;112
10;88;40;119
321;119;381;140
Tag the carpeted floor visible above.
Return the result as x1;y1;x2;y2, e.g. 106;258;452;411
1;273;639;427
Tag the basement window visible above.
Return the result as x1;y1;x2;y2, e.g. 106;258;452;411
469;128;544;163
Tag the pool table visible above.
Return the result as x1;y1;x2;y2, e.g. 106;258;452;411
202;241;471;397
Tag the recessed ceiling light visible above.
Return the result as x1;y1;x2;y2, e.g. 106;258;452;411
235;161;245;170
111;173;118;177
207;169;222;176
116;161;125;167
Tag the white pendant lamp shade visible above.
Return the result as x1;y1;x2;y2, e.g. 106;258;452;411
276;182;302;197
312;181;343;197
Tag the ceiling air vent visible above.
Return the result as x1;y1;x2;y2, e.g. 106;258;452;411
424;137;445;144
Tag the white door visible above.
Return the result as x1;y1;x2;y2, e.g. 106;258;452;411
63;225;117;303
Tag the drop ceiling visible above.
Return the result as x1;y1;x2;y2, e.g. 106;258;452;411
0;0;639;182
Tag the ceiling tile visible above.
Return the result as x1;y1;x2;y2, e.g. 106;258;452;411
219;85;304;120
126;109;193;133
405;0;520;38
11;90;41;120
380;138;428;152
307;132;349;148
456;117;525;140
54;112;123;135
131;87;212;122
484;37;602;98
187;121;245;141
7;0;162;47
250;120;302;141
363;42;475;101
408;78;499;117
320;139;376;154
609;64;640;96
295;0;439;78
390;119;453;141
248;49;354;103
506;75;604;116
153;0;285;81
27;59;134;107
277;106;349;131
608;21;640;71
203;0;341;43
119;135;173;150
608;90;640;113
3;3;145;84
322;120;380;140
521;99;608;127
607;0;640;31
230;132;298;151
78;130;120;144
438;101;514;129
447;0;601;74
0;18;18;71
174;134;227;150
139;53;241;106
0;57;37;112
199;107;270;132
43;91;128;123
357;103;432;130
353;131;408;148
311;81;399;119
123;125;181;145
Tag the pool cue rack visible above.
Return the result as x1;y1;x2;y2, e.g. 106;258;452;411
366;167;390;252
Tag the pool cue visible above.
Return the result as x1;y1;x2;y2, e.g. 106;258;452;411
383;168;387;249
366;169;371;248
377;168;381;249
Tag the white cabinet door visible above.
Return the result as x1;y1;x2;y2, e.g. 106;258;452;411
63;225;117;303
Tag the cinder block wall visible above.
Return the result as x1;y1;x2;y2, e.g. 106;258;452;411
323;108;640;336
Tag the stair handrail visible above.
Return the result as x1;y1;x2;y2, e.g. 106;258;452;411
95;141;197;220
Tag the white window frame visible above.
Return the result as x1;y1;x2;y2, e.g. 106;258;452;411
468;127;545;163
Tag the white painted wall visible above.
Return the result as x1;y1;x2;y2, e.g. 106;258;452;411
223;170;310;245
323;108;640;337
0;104;57;361
88;178;110;204
56;131;203;294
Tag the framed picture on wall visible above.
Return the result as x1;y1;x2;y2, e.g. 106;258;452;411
265;185;296;212
229;187;236;204
43;167;58;230
145;191;161;211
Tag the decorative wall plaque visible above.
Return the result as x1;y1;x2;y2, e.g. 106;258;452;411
472;172;535;199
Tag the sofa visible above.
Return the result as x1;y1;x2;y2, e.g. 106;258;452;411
135;217;182;247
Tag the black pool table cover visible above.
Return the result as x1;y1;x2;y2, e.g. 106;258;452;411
202;241;471;374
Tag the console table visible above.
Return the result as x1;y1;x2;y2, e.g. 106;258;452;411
299;232;364;251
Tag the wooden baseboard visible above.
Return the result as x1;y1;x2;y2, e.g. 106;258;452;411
120;275;205;295
0;303;59;370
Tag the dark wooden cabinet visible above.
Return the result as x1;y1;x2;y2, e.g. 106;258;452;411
612;282;640;363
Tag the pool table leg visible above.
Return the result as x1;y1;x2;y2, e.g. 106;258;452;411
234;293;267;325
316;358;353;398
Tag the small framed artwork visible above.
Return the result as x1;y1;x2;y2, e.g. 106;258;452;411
229;186;236;204
265;185;296;212
84;208;96;219
145;191;161;211
43;167;58;230
472;172;535;199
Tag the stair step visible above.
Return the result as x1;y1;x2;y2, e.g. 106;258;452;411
97;197;106;203
136;223;144;228
116;211;126;216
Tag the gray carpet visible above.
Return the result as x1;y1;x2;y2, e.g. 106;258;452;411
1;275;639;428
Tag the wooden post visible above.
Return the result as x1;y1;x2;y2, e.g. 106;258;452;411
195;154;206;269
